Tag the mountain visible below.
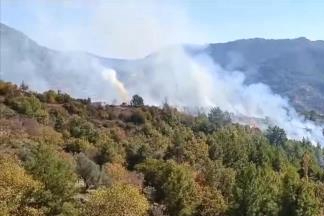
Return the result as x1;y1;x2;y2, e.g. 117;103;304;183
1;23;324;113
204;38;324;113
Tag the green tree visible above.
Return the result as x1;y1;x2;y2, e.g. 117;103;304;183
94;133;124;168
208;126;251;168
130;94;144;106
280;166;321;216
203;160;236;200
76;153;101;189
25;144;77;215
231;164;280;216
266;126;287;147
208;107;231;130
295;180;320;216
137;159;199;216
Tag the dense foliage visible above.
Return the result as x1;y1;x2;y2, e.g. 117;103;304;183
0;80;324;216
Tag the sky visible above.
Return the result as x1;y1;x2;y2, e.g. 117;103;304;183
1;0;324;58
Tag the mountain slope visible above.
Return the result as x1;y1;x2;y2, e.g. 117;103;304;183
0;23;125;101
1;23;324;113
205;38;324;113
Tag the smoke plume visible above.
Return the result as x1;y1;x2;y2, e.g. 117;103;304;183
1;0;323;145
120;46;324;145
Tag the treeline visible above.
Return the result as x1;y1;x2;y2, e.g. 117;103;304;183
0;80;324;216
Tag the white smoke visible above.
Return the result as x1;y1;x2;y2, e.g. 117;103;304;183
101;68;129;102
1;0;323;145
116;46;324;145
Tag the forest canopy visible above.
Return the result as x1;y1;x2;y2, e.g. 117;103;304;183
0;80;324;216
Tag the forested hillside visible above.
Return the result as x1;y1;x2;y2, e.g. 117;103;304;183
1;80;324;216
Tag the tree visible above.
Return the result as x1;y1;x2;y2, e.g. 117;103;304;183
266;126;287;147
279;165;321;216
94;133;124;168
231;164;280;216
83;184;149;216
20;81;29;91
208;126;251;168
24;144;77;215
130;94;144;106
162;164;199;216
279;166;300;216
301;152;311;180
295;180;320;216
0;155;44;216
197;187;228;216
76;153;102;189
203;160;236;200
137;160;199;216
208;107;231;130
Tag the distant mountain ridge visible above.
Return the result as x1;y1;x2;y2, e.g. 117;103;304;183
1;23;324;113
204;37;324;113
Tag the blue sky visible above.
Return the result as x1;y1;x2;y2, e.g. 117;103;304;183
1;0;324;58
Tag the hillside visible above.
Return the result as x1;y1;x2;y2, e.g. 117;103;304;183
1;80;324;215
205;38;324;113
1;23;324;113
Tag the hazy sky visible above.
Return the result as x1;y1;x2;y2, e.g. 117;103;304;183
1;0;324;58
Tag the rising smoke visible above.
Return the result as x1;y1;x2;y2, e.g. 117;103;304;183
1;0;323;145
118;46;324;145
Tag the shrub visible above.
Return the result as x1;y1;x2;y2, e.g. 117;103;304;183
127;110;146;125
0;81;18;96
6;95;48;121
0;104;16;118
76;153;102;189
64;138;91;154
0;155;44;215
83;184;149;216
68;117;98;143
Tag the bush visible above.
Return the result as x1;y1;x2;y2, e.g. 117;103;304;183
127;110;146;125
6;95;48;121
64;138;91;154
83;184;149;216
68;117;98;143
0;81;18;96
0;154;44;215
76;153;102;189
94;133;125;167
48;108;68;132
0;104;16;118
